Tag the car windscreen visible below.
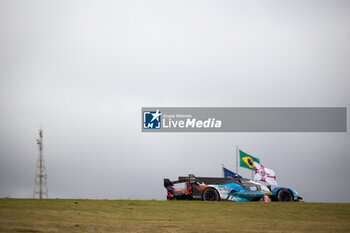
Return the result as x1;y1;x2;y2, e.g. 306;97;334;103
242;183;259;191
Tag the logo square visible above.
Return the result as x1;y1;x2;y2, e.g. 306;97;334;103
143;110;161;129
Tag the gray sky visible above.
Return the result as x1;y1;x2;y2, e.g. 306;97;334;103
0;0;349;202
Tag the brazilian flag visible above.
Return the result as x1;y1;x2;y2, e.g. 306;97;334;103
239;150;260;170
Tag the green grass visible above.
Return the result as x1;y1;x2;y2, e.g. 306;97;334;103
0;199;350;232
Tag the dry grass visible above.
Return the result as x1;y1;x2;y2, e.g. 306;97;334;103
0;199;350;232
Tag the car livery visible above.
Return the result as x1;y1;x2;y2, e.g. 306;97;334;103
164;174;302;202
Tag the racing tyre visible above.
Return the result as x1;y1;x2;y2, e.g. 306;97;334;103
277;189;293;202
203;188;220;201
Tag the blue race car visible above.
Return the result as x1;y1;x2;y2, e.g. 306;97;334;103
164;174;302;202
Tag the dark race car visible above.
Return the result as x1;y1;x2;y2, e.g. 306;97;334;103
164;174;302;202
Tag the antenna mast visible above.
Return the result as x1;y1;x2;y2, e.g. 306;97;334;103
34;129;48;199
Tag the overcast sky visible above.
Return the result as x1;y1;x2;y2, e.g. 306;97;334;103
0;0;349;202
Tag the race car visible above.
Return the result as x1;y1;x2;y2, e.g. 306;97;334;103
164;174;302;202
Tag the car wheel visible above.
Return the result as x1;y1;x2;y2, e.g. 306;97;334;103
278;189;293;202
203;188;220;201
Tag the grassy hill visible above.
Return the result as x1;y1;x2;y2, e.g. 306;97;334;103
1;199;350;232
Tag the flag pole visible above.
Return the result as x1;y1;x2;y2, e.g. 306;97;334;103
236;146;238;174
222;163;224;177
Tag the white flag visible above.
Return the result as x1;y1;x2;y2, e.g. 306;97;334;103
254;163;278;186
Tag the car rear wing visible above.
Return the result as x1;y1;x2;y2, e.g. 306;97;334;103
164;174;196;189
163;178;185;188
